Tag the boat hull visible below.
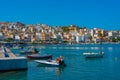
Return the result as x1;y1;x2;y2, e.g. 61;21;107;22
20;51;36;54
83;52;104;58
35;60;66;67
27;54;52;59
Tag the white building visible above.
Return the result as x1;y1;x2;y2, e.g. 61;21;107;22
75;35;80;43
75;35;85;43
108;31;119;37
36;33;41;39
14;35;20;42
108;31;113;37
90;29;95;37
0;32;4;40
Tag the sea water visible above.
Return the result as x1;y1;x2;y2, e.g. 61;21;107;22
0;43;120;80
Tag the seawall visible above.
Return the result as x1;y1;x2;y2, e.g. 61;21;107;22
0;46;27;71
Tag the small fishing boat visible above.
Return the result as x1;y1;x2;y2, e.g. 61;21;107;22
35;57;66;67
27;54;52;59
20;48;39;54
83;52;104;58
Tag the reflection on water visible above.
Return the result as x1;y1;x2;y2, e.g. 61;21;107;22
85;57;104;61
108;47;113;51
56;67;65;80
37;64;65;74
37;64;65;80
0;70;27;80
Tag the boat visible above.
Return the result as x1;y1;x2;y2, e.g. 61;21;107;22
35;58;66;67
20;48;39;54
83;52;104;58
20;50;36;54
27;54;52;59
35;60;66;67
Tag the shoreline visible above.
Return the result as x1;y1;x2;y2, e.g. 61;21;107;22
1;41;120;45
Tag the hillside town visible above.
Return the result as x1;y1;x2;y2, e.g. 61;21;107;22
0;22;120;44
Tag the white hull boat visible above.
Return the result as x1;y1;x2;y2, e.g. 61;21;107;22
35;60;66;67
83;52;104;58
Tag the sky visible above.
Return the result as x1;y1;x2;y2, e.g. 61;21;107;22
0;0;120;30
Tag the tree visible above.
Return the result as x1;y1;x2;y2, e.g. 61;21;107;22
4;38;13;42
89;36;93;41
61;26;69;32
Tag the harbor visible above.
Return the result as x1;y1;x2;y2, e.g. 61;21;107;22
0;43;120;80
0;0;120;79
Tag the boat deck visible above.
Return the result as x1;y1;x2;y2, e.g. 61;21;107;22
0;47;16;58
0;50;5;58
5;48;16;57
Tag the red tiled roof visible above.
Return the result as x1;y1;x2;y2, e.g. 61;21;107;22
0;22;4;24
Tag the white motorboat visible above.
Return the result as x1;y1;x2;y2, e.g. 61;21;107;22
35;59;66;67
83;52;104;58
